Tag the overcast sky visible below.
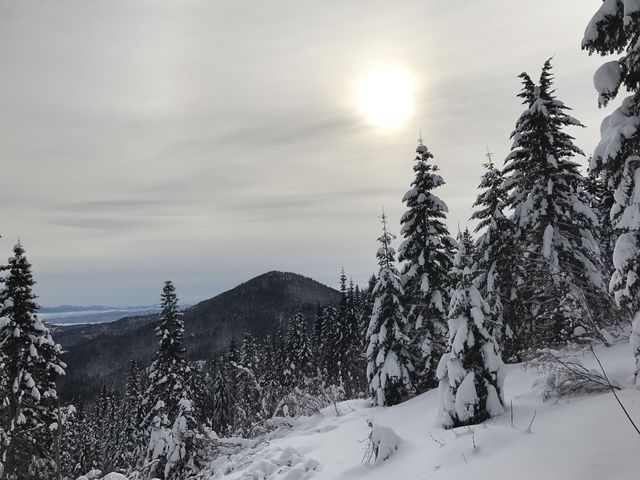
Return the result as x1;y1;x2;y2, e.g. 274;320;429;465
0;0;610;306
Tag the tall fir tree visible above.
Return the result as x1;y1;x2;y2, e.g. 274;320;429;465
319;305;340;388
503;60;608;347
366;212;412;407
436;238;505;428
398;140;455;392
142;281;194;479
0;242;65;480
583;0;640;376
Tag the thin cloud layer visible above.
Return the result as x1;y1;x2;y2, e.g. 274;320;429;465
0;0;606;304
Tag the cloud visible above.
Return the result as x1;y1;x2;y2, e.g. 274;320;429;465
0;0;607;304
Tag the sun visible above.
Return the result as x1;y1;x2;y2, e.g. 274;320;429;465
358;68;413;130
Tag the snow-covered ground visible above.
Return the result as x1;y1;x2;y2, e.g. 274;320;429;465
94;341;640;480
202;341;640;480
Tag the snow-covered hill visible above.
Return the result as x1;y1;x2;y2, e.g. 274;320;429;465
93;341;640;480
203;341;639;480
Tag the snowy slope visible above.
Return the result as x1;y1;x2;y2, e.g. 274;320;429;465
202;341;640;480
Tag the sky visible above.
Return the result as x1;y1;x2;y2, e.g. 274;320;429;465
0;0;612;306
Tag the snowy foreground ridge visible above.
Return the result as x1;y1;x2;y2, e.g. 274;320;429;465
91;342;639;480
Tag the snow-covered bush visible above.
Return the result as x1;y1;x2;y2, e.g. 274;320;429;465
527;349;617;402
362;421;402;464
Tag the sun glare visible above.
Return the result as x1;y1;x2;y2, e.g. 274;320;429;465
359;68;413;130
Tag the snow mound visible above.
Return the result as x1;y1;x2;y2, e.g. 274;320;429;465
205;442;320;479
365;422;402;463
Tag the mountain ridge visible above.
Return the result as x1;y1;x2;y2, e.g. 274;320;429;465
54;270;342;402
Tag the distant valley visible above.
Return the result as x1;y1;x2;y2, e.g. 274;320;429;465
40;305;163;326
51;271;341;403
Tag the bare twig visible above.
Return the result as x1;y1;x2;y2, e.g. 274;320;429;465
510;400;514;427
429;433;445;447
525;411;537;433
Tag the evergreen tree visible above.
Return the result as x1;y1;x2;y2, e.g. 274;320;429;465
583;0;640;370
471;156;524;358
262;331;285;415
366;212;412;407
283;311;314;387
319;305;340;387
59;404;85;480
142;281;193;479
164;398;206;480
398;140;455;392
210;356;234;435
117;360;145;471
436;239;505;428
312;304;326;375
0;242;65;480
235;332;263;433
503;60;607;346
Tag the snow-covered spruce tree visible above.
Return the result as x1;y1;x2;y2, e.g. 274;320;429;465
582;171;624;328
210;356;234;435
347;278;367;396
234;332;264;434
331;271;363;398
116;360;145;471
471;158;525;359
283;311;314;388
262;331;286;415
312;304;325;375
0;242;66;480
366;212;412;407
503;60;608;347
583;0;640;373
436;239;505;428
142;281;195;479
164;397;206;480
319;304;341;387
398;140;455;393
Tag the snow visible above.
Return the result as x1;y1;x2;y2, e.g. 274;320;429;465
582;0;619;45
593;61;622;106
194;341;640;480
593;97;640;169
624;0;640;16
88;343;640;480
454;372;479;422
542;224;555;259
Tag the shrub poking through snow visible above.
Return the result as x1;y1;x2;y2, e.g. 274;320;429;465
362;420;401;464
366;211;412;407
527;349;619;402
437;238;505;428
